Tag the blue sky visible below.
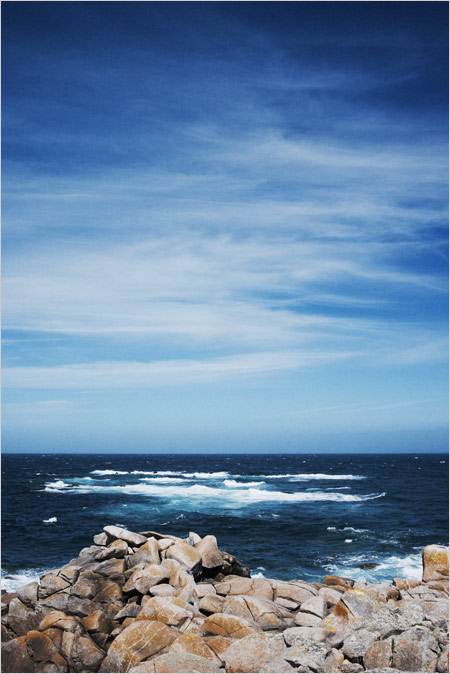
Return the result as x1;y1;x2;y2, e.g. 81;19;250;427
2;1;448;453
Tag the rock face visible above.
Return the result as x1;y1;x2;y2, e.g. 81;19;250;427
1;528;448;673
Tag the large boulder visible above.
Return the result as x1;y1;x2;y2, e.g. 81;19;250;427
103;526;147;548
129;652;222;672
223;632;285;673
203;613;261;639
422;545;449;582
100;620;177;672
165;542;202;578
195;536;223;570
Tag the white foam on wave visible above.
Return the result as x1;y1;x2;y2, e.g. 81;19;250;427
90;470;128;475
223;479;264;488
44;481;386;504
43;517;57;523
324;551;423;583
287;473;366;481
1;569;44;593
43;480;71;491
250;571;266;578
89;469;230;479
140;477;185;483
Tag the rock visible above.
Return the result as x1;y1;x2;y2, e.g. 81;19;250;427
196;584;216;598
324;575;355;589
95;539;128;561
114;603;142;620
215;576;273;600
16;582;39;607
1;636;35;672
393;577;421;591
342;628;379;659
203;613;261;638
136;597;197;628
365;582;400;603
187;532;202;546
59;630;105;672
104;526;147;547
128;538;160;568
340;660;364;672
25;629;68;671
223;595;286;630
199;594;226;615
259;657;296;672
39;610;83;633
437;645;449;672
149;584;177;598
165;542;202;577
392;626;439;672
39;573;71;599
422;545;449;582
203;636;234;661
93;532;109;546
100;619;177;672
168;633;221;664
324;647;344;672
223;632;285;673
158;539;175;552
123;564;170;594
129;652;221;672
299;595;326;619
283;640;330;670
5;597;42;636
319;586;342;608
339;589;398;637
273;582;314;607
363;640;393;670
195;536;223;570
93;558;126;584
294;611;322;627
81;609;113;634
283;626;327;645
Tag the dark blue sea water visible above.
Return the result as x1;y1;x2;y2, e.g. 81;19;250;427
2;453;448;592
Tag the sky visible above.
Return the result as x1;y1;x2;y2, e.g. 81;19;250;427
2;1;448;454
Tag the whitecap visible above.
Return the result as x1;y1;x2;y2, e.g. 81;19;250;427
90;470;128;475
327;526;336;530
268;473;366;480
251;571;266;578
2;570;44;593
43;480;71;491
42;517;57;523
344;539;353;543
140;477;185;483
223;479;264;488
43;481;386;504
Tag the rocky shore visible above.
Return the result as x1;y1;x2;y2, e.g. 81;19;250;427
2;526;448;673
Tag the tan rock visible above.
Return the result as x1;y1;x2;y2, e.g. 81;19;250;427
319;587;343;607
283;626;327;645
158;539;175;552
165;542;202;575
123;564;170;593
363;640;392;670
25;629;68;671
215;577;273;600
149;584;177;598
136;597;197;627
93;532;109;546
100;619;177;672
39;573;71;599
259;658;296;673
203;636;233;661
365;582;399;603
128;538;160;568
324;574;355;589
393;577;421;591
104;525;147;547
223;632;285;673
294;611;322;627
273;582;314;606
196;583;216;598
223;595;286;630
16;582;39;607
81;609;113;634
203;613;261;638
1;635;35;672
93;558;126;584
60;629;105;672
324;647;345;673
39;610;83;633
129;653;221;672
5;597;42;636
169;633;221;664
95;539;128;561
195;536;223;569
114;603;142;620
283;640;330;670
422;545;449;582
42;627;64;651
70;571;100;599
300;595;326;619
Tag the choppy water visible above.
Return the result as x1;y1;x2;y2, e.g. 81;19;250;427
2;453;448;592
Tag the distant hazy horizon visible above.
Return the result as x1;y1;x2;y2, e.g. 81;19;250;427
2;2;448;454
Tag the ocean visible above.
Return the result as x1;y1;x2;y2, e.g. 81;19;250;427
2;453;448;593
